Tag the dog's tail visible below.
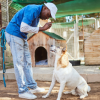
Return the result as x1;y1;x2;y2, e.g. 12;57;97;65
87;85;91;92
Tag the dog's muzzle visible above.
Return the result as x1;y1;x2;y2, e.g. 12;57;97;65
50;49;56;53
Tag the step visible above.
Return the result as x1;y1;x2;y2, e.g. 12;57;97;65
0;66;100;83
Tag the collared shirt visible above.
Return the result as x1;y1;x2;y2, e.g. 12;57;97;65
6;4;43;39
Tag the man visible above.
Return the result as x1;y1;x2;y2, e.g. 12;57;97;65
5;2;57;99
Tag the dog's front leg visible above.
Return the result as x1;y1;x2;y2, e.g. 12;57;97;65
42;75;56;98
57;83;65;100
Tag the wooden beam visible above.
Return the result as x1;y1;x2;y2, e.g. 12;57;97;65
0;3;3;69
74;15;79;59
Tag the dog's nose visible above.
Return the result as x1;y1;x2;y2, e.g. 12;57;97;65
51;45;53;47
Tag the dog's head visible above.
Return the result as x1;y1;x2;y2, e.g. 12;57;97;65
50;45;67;56
50;45;69;69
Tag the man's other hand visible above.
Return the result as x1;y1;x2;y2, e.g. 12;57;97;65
39;22;52;31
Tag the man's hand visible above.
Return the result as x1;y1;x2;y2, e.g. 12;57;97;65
0;26;6;31
39;22;52;31
43;22;52;30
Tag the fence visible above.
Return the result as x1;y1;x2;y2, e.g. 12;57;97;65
0;0;13;70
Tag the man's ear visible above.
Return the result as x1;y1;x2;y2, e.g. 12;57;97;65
43;6;48;10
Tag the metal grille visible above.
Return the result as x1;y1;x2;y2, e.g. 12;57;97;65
0;0;12;27
0;0;13;70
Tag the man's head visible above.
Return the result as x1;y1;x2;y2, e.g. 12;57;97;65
40;3;57;20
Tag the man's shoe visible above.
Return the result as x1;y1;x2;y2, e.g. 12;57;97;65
19;91;37;99
29;86;45;93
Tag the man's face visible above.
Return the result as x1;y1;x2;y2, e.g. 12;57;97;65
40;6;51;20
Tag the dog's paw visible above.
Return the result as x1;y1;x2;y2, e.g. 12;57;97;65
57;98;60;100
80;94;88;99
42;95;48;98
80;95;85;99
63;91;71;94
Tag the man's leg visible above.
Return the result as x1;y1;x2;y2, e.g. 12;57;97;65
23;40;37;89
6;33;28;94
23;40;45;93
5;32;37;99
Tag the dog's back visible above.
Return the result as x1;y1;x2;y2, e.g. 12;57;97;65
54;62;85;89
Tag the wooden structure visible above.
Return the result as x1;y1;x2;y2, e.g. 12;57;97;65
0;4;2;27
0;3;3;69
84;28;100;65
28;31;66;67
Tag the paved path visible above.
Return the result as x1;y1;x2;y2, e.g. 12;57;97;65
0;65;100;83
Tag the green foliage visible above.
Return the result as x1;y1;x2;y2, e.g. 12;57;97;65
9;2;25;21
6;63;13;66
5;62;9;63
51;17;66;23
84;13;100;18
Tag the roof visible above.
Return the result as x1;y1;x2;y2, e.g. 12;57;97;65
52;19;95;28
12;0;72;5
28;31;66;40
84;28;100;42
11;0;100;18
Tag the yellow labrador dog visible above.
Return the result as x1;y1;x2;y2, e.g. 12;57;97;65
42;45;91;100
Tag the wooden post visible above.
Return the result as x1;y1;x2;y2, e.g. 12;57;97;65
74;15;79;59
0;4;2;27
96;19;99;29
82;16;85;64
82;18;84;41
95;19;97;30
82;17;84;53
0;3;3;69
7;0;9;23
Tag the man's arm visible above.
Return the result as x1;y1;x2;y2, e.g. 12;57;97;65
20;22;39;33
20;22;52;33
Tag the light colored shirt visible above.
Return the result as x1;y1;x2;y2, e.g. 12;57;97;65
20;22;39;34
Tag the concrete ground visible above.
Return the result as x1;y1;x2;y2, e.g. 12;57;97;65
0;80;100;100
0;65;100;83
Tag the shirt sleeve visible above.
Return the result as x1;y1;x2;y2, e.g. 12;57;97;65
20;22;39;33
22;6;38;25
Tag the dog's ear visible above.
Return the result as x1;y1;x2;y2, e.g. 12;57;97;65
60;53;69;68
62;47;66;52
62;45;67;52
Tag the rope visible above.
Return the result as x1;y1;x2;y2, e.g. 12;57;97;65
0;29;6;87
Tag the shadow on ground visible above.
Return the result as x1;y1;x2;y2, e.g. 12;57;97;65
0;80;100;100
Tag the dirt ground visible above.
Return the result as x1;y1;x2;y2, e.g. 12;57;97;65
0;80;100;100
